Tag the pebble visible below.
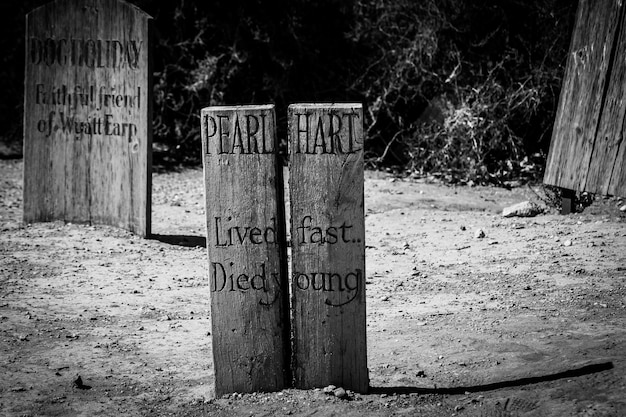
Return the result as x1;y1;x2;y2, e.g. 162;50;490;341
322;385;336;394
474;229;485;239
620;205;626;212
563;240;572;247
332;387;348;399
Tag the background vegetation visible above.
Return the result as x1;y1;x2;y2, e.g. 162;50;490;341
0;0;577;183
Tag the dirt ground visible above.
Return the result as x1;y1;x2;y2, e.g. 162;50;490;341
1;158;625;416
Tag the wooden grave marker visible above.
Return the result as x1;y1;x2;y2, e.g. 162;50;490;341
288;103;368;393
24;0;152;236
544;0;626;198
201;105;290;396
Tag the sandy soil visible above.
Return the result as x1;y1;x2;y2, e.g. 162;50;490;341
1;158;626;416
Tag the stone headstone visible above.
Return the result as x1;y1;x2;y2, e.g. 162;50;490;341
288;103;369;393
201;105;290;396
23;0;152;236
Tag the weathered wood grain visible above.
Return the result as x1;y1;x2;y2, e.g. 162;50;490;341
288;103;368;393
544;0;620;191
201;105;290;396
608;128;626;194
588;5;626;196
23;0;152;236
545;0;626;197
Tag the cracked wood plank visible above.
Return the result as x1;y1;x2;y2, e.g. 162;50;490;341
288;103;368;393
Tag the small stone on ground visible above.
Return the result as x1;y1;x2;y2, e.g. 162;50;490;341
502;201;543;218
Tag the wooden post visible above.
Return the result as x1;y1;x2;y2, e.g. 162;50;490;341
561;188;576;215
23;0;152;236
201;105;290;396
544;0;626;197
288;103;368;393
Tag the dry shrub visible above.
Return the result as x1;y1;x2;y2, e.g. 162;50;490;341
350;0;576;184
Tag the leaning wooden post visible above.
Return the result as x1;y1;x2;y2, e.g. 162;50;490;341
201;105;290;396
288;103;368;393
23;0;152;236
561;188;576;214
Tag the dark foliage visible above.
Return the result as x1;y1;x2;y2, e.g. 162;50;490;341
1;0;577;181
349;0;576;183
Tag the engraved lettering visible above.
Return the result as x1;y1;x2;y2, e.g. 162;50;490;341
28;37;143;69
210;262;281;306
293;269;363;307
213;216;278;247
203;112;274;154
293;110;361;154
295;113;310;154
296;215;358;245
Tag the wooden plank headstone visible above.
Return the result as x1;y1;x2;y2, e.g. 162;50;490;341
585;3;626;196
24;0;152;236
544;0;626;197
201;105;290;396
288;103;368;393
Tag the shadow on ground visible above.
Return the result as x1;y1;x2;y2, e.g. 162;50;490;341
150;234;206;248
370;360;614;395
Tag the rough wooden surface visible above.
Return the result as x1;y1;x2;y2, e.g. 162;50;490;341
23;0;152;236
288;103;368;393
201;105;289;396
544;0;626;197
588;3;626;196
